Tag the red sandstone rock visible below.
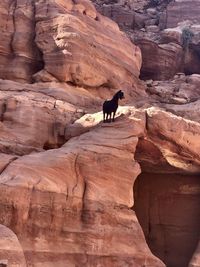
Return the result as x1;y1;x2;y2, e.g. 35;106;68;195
0;0;142;90
0;224;26;267
189;241;200;267
145;74;200;123
34;0;142;89
138;39;183;80
0;78;104;155
0;1;199;267
134;173;200;267
166;0;200;28
0;0;42;83
0;108;165;267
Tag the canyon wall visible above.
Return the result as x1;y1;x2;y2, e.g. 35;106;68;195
0;1;200;267
0;0;162;267
93;0;200;80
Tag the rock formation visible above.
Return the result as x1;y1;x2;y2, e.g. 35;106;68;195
0;0;200;267
0;0;142;88
0;225;26;267
93;0;200;80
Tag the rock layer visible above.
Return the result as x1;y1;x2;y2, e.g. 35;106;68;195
0;0;142;89
0;224;26;267
0;79;97;155
166;0;200;28
134;173;200;267
93;0;200;80
0;0;43;83
0;0;200;267
0;107;165;267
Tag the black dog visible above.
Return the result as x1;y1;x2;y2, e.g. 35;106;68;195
103;90;124;123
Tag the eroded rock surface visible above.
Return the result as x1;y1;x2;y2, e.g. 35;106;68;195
0;0;142;90
93;0;200;80
0;0;43;83
0;107;165;267
0;0;200;267
0;79;99;155
189;241;200;267
0;224;26;267
134;173;200;267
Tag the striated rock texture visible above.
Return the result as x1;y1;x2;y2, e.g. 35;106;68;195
0;0;162;267
166;0;200;28
93;0;200;80
0;0;43;83
0;0;142;89
0;107;165;267
0;224;26;267
138;40;183;80
134;107;200;267
0;1;200;267
0;79;97;155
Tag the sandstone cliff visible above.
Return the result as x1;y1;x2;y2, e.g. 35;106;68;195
0;1;200;267
93;0;200;80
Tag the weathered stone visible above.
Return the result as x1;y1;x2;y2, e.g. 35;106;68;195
34;0;141;88
0;1;199;267
0;0;43;83
134;173;200;267
101;4;135;28
0;79;100;155
0;107;165;267
166;0;200;28
189;241;200;267
145;25;160;32
0;0;142;90
0;225;26;267
138;40;183;80
145;18;158;26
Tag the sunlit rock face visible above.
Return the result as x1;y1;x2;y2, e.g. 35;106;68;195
0;0;43;83
0;0;163;267
0;224;27;267
0;0;142;88
0;107;165;267
35;0;142;89
0;79;97;155
0;0;200;267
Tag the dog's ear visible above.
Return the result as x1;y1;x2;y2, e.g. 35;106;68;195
119;89;122;92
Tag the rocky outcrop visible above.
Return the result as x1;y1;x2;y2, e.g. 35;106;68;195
145;74;200;123
0;0;142;89
189;241;200;267
0;79;97;155
134;173;200;267
0;0;43;83
138;40;183;80
35;0;142;88
0;1;200;267
166;0;200;28
92;0;200;80
0;107;165;267
0;95;200;267
0;1;159;266
0;224;26;267
134;107;200;267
